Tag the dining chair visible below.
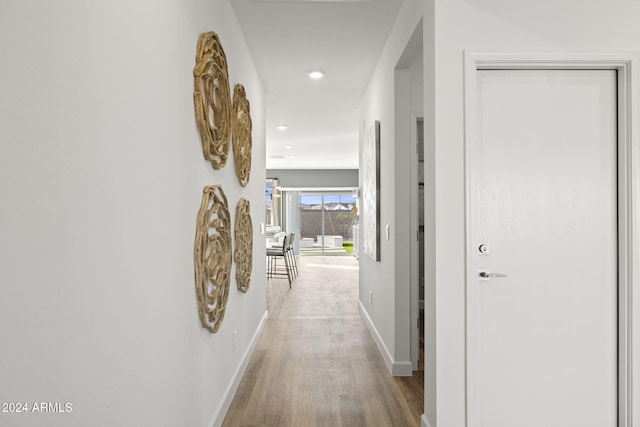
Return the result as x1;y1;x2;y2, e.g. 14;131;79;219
266;234;292;287
287;233;298;278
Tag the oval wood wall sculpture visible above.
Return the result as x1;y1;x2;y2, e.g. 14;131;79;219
232;84;252;187
234;198;253;293
193;31;231;170
194;185;232;333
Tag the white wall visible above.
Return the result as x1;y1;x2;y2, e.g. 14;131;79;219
0;1;266;426
357;0;425;377
432;0;640;426
422;3;436;425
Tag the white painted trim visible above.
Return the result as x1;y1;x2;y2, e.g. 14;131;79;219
422;414;434;427
358;301;394;373
463;50;640;427
358;301;413;376
393;360;414;377
208;310;269;427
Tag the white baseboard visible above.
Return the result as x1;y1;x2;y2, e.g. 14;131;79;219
421;414;433;427
209;310;268;427
393;359;414;376
357;301;413;376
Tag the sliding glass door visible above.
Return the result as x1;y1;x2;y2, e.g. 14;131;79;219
298;191;357;256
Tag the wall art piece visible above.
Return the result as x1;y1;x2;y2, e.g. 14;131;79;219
194;185;232;333
362;120;380;261
193;31;232;170
234;198;253;293
232;84;253;187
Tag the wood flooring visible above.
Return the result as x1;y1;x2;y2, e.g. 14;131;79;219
222;256;422;427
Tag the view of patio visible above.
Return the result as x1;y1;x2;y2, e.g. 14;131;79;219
266;184;358;257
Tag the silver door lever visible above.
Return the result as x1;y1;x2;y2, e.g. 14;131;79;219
479;271;508;279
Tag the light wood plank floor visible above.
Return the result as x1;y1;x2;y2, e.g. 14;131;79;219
222;256;421;427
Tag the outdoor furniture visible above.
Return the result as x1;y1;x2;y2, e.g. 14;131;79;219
316;235;344;248
299;238;314;248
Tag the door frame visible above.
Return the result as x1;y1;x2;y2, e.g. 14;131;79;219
410;114;424;370
463;51;640;426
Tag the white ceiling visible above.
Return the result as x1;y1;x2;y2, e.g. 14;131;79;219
230;0;404;169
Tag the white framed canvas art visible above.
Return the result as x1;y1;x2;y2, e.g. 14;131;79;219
362;120;380;261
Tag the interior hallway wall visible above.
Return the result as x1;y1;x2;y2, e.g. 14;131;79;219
0;1;266;426
357;0;426;379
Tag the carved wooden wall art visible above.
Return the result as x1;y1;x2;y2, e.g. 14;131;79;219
193;31;231;170
194;185;232;333
234;198;253;293
231;84;253;187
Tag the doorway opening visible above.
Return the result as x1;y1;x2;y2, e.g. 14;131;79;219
416;117;425;372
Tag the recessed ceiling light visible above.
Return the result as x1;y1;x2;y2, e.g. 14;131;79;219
307;70;324;79
284;145;294;149
288;155;296;159
276;124;288;130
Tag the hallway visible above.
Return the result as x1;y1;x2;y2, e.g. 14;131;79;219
222;256;420;426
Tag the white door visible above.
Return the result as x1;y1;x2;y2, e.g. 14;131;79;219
467;69;618;427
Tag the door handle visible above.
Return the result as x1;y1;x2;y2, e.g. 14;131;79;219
478;269;508;281
479;271;508;278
